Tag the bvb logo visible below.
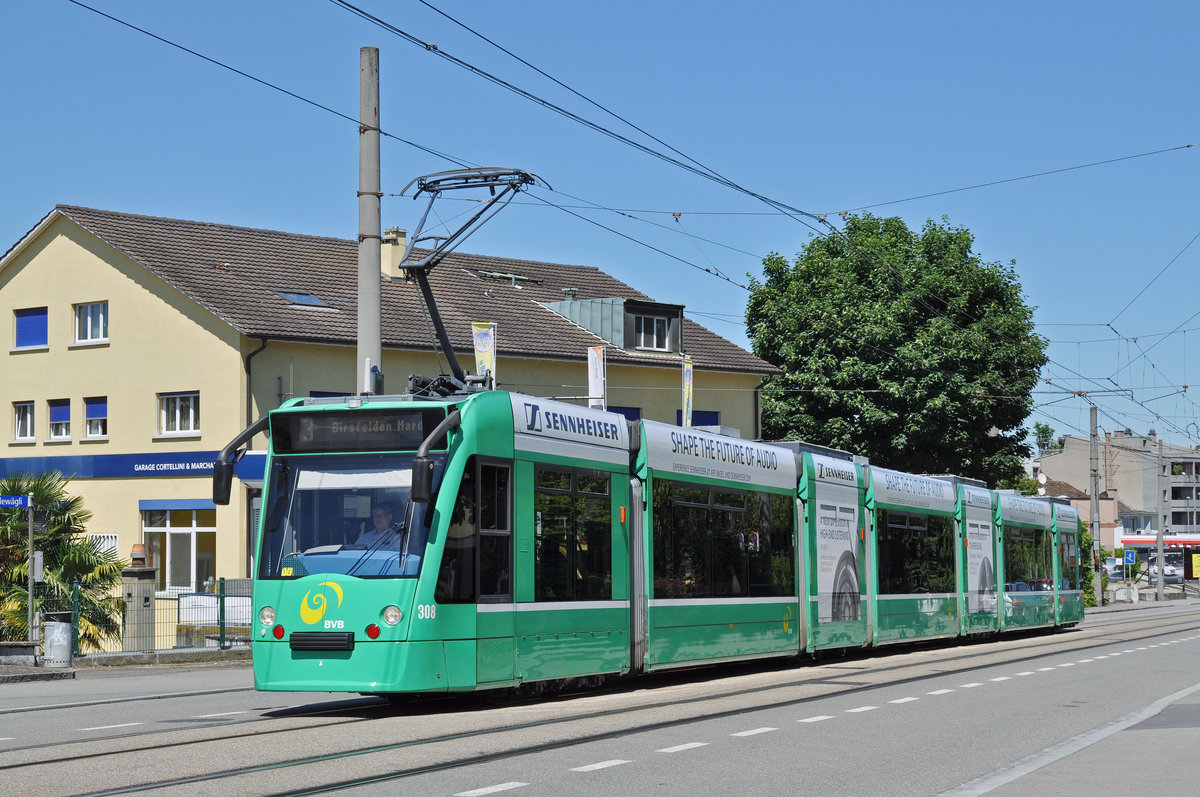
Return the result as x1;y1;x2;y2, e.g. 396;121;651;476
299;581;344;625
782;605;793;634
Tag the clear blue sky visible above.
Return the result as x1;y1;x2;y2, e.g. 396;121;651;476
4;1;1198;450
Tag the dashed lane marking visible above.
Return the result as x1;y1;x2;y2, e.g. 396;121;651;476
731;727;777;737
78;723;142;731
570;760;631;772
798;715;834;723
455;784;529;796
656;742;709;753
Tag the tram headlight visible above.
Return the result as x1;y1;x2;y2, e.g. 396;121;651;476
383;605;403;625
259;606;276;626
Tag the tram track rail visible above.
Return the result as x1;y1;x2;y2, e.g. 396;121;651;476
3;606;1196;795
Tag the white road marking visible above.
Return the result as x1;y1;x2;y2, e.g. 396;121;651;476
571;760;630;772
798;715;833;723
1036;667;1056;671
455;784;529;796
889;697;920;704
1076;659;1094;663
1057;663;1076;668
78;723;142;731
845;705;877;713
657;742;708;753
928;689;955;695
1015;671;1036;676
989;677;1011;682
194;711;247;718
960;682;984;688
731;727;777;737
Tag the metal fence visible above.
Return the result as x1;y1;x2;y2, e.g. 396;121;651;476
37;577;253;658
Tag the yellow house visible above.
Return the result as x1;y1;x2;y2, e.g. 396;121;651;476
1;206;777;588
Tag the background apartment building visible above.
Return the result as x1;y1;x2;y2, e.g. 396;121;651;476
1039;428;1200;556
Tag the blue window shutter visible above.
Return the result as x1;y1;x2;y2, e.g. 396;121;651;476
676;410;719;426
15;308;48;347
49;399;70;423
85;397;108;418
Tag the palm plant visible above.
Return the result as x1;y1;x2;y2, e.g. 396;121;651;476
0;472;126;650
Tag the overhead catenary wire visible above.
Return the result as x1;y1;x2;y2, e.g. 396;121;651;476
61;0;1200;446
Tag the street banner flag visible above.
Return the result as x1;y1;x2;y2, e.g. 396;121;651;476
472;322;497;383
588;345;606;409
682;356;694;427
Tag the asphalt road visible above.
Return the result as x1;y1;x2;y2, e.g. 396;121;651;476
1;601;1196;796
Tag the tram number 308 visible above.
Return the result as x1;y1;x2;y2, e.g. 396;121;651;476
416;604;437;620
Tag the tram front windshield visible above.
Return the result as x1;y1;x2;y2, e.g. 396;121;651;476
258;452;441;580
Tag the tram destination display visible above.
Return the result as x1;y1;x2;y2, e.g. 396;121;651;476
271;408;446;453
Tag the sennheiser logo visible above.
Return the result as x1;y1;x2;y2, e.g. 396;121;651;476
524;403;542;432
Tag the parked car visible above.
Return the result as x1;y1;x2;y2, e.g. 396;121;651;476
1028;579;1054;592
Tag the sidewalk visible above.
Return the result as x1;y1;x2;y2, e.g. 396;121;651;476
0;645;250;684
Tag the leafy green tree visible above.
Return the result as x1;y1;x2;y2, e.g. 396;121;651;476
0;472;125;649
746;214;1047;485
1033;422;1056;455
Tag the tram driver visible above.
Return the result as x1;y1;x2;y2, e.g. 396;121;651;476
356;502;400;547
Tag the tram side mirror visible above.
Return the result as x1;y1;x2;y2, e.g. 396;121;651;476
213;460;234;506
411;456;434;503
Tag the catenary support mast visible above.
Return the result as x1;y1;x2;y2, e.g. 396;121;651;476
356;46;382;394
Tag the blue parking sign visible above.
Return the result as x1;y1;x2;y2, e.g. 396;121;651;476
0;495;30;508
1124;549;1136;565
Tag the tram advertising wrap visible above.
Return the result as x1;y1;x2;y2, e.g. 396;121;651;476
811;455;860;622
963;485;996;613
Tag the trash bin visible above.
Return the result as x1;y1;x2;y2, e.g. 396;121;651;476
43;611;73;668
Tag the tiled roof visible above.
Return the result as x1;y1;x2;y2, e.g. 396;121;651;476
1042;478;1089;500
48;206;774;375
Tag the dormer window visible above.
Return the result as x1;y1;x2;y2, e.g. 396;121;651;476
636;315;670;351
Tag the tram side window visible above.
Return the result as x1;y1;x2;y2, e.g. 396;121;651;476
651;478;795;599
1003;527;1053;590
875;510;955;594
1060;531;1080;590
436;460;513;603
478;463;512;600
534;466;612;601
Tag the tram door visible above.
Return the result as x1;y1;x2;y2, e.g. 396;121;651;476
513;460;632;683
436;458;515;685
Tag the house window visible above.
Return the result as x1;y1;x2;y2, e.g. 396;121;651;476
159;392;200;435
635;315;670;351
74;301;108;343
14;307;48;348
48;399;70;440
677;410;720;427
142;507;217;591
13;402;34;441
278;291;328;307
84;396;108;438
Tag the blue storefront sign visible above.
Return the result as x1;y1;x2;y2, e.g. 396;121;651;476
0;451;266;480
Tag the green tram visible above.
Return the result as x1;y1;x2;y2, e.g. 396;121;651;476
214;389;1083;695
